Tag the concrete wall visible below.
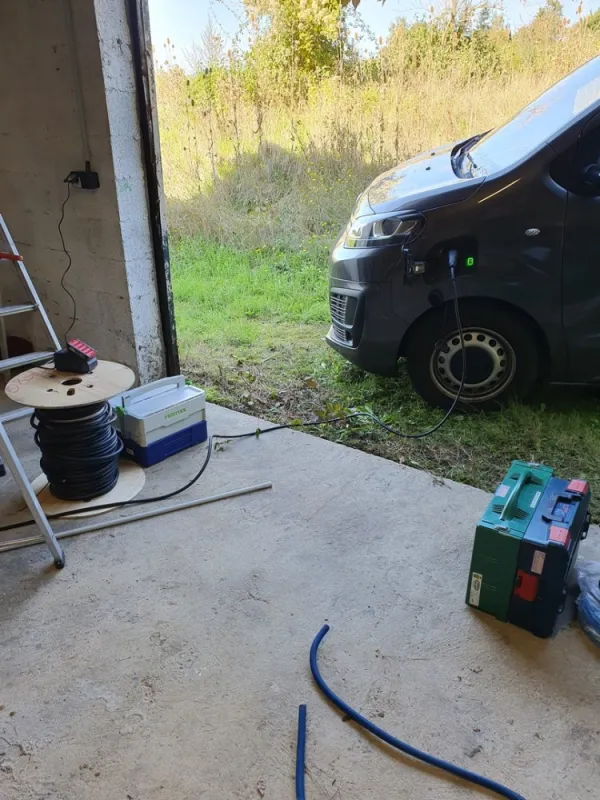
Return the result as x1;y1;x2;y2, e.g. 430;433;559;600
0;0;166;382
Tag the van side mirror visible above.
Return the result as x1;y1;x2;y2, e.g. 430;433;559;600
583;163;600;190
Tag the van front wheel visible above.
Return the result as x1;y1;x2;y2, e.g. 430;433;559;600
405;304;539;410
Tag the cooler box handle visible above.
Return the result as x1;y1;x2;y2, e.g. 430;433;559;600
500;469;531;521
122;376;186;409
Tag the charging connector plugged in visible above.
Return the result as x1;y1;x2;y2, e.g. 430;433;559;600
448;248;458;280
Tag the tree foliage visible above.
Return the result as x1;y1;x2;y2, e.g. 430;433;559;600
174;0;600;124
340;0;386;6
584;8;600;31
238;0;598;95
244;0;346;88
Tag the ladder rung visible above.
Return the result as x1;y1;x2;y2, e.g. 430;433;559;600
0;351;54;370
0;405;32;422
0;303;36;318
0;215;61;354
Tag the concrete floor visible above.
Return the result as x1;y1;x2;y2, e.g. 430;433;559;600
1;403;599;800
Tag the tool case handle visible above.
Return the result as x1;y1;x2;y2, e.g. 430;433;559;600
500;469;531;521
121;375;186;408
542;494;577;525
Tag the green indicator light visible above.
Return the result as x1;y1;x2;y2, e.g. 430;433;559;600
466;256;475;268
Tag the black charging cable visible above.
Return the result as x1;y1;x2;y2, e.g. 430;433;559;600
369;251;465;439
0;254;465;532
57;180;78;342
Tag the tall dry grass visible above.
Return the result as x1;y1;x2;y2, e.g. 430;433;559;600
155;14;600;250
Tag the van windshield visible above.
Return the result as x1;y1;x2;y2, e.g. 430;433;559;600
457;57;600;177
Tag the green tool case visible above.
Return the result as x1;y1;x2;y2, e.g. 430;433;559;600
466;461;554;621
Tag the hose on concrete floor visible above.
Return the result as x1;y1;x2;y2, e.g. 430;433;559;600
296;705;307;800
309;624;527;800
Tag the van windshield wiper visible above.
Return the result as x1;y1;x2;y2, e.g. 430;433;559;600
452;133;487;178
463;150;479;174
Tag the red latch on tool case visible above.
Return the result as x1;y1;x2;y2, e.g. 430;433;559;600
549;525;571;548
513;570;539;602
566;479;589;495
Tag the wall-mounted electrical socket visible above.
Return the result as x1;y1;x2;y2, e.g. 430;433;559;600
64;161;100;190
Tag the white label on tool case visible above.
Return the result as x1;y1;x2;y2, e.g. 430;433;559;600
532;550;546;575
469;572;483;607
496;484;510;498
530;490;541;509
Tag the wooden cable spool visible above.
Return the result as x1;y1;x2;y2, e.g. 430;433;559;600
4;360;145;512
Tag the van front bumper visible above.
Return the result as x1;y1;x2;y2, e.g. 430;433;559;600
325;279;406;376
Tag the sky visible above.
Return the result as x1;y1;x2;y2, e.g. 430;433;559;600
148;0;599;69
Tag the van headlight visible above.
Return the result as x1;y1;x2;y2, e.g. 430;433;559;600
343;214;421;248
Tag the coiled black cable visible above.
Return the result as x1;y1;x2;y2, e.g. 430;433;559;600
31;402;123;501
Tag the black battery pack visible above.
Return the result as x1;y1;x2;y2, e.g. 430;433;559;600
54;339;97;374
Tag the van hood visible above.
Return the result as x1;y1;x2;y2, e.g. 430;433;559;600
366;143;484;215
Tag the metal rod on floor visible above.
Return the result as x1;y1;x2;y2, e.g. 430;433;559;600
0;482;273;554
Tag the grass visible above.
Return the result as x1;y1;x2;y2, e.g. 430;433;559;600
172;236;600;518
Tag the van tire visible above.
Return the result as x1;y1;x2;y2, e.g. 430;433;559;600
405;303;540;410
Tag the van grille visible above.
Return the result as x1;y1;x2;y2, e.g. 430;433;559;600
330;293;352;344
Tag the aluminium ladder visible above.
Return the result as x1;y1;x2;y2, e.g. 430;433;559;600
0;214;61;421
0;214;65;567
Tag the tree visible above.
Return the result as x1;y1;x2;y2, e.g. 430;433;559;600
243;0;351;97
582;8;600;31
183;16;225;73
536;0;564;18
340;0;386;6
532;0;565;37
242;0;389;84
519;0;567;43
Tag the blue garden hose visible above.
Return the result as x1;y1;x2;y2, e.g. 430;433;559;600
310;625;526;800
296;705;307;800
